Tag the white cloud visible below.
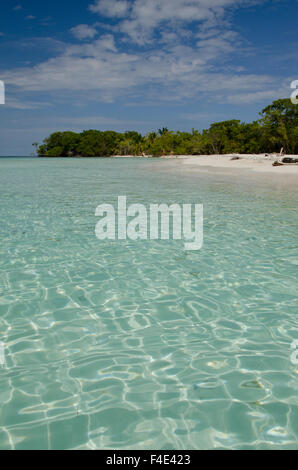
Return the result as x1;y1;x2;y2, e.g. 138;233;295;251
225;83;291;104
89;0;266;44
71;24;99;40
66;35;117;55
2;0;282;107
89;0;130;17
4;97;51;109
2;37;276;104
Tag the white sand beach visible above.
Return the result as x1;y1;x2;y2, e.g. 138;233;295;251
178;154;298;174
113;153;298;175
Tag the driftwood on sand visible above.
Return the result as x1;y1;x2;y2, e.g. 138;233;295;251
273;157;298;167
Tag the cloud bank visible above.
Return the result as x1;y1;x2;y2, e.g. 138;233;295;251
2;0;285;107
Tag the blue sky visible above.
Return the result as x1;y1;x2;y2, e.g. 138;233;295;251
0;0;297;155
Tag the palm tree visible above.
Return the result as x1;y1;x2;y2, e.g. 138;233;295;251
32;142;39;155
158;127;169;136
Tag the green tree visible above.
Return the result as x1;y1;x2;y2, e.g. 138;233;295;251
76;130;107;157
36;98;298;158
38;131;80;157
260;99;298;154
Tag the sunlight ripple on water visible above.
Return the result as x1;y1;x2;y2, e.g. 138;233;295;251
0;157;297;450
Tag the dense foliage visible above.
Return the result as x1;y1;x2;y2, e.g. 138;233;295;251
36;99;298;157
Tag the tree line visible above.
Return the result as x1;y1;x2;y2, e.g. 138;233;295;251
36;99;298;157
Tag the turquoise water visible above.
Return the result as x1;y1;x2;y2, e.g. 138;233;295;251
0;157;298;450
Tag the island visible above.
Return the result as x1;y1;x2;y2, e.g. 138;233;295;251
35;99;298;162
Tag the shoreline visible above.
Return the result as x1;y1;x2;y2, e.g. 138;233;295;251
36;153;298;175
112;153;298;175
177;154;298;174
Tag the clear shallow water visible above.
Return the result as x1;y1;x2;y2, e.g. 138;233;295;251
0;157;298;450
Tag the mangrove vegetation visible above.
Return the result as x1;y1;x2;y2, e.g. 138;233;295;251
36;99;298;157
